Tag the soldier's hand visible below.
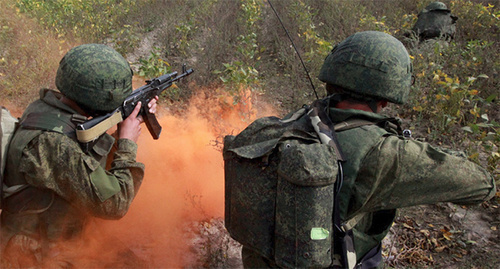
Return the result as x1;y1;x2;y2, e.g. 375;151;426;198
148;96;159;114
118;102;142;143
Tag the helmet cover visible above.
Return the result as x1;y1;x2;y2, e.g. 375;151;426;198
56;44;133;113
318;31;412;104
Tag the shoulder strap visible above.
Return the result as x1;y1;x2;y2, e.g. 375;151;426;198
334;119;375;132
1;107;4;206
20;112;87;141
307;99;345;161
1;107;21;205
305;99;359;268
1;107;4;175
342;212;367;232
334;117;402;135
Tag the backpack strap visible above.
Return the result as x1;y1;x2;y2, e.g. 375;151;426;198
334;118;402;135
20;112;87;140
334;119;375;132
306;99;359;269
1;112;85;200
1;107;4;206
307;99;345;161
1;107;21;204
342;213;367;232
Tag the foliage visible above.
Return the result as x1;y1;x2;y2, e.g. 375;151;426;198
2;0;498;177
137;46;171;79
288;0;333;94
174;19;196;56
15;0;140;50
136;46;189;103
215;0;263;101
0;0;69;104
359;15;391;34
450;0;500;41
1;0;499;266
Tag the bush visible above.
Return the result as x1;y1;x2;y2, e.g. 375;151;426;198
1;0;498;178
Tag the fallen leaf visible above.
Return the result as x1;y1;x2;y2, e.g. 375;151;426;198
435;246;446;252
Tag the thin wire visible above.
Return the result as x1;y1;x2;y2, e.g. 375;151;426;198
268;0;319;99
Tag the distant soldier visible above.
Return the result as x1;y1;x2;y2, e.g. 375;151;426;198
412;1;458;40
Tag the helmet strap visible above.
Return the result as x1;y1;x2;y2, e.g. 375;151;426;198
368;100;379;113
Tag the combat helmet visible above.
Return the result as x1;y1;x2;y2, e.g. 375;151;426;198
423;2;450;12
318;31;412;104
56;44;133;114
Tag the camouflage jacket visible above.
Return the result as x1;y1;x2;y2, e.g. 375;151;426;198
330;106;495;261
241;98;495;268
0;89;145;267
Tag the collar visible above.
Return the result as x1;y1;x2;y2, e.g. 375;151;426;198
39;89;80;115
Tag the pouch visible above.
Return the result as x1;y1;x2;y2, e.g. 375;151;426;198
275;140;338;268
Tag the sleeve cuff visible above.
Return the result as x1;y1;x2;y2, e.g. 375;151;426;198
116;138;139;158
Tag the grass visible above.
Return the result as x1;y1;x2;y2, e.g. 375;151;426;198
1;0;498;267
2;0;498;196
1;0;497;183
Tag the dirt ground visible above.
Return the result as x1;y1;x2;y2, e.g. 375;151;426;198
181;98;499;269
184;198;499;268
383;202;499;268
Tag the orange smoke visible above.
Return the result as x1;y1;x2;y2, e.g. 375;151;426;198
94;86;276;267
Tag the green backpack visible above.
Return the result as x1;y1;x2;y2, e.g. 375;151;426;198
224;99;374;268
1;106;19;208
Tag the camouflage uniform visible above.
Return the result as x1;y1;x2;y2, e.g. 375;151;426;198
1;44;145;268
239;31;495;268
412;1;458;40
241;97;495;268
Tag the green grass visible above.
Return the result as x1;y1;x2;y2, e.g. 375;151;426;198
1;0;498;267
1;0;498;183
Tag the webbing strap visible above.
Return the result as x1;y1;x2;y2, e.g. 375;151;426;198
1;107;19;179
280;107;307;123
3;184;29;198
1;107;3;176
334;119;375;132
76;110;123;143
21;112;77;139
307;99;345;161
0;107;3;189
342;213;367;232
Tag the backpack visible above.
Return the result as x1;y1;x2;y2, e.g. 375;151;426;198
224;99;372;268
1;106;19;208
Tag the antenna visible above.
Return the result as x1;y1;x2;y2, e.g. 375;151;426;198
268;0;319;99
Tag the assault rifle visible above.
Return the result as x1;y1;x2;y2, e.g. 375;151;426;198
75;65;194;146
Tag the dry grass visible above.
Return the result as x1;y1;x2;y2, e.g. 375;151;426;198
0;0;77;111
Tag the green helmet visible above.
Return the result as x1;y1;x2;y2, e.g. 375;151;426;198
56;44;133;113
318;31;412;104
423;2;450;12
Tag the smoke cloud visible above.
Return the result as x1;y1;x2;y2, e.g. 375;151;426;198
93;87;275;267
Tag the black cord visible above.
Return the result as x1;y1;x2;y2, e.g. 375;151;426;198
268;0;319;99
